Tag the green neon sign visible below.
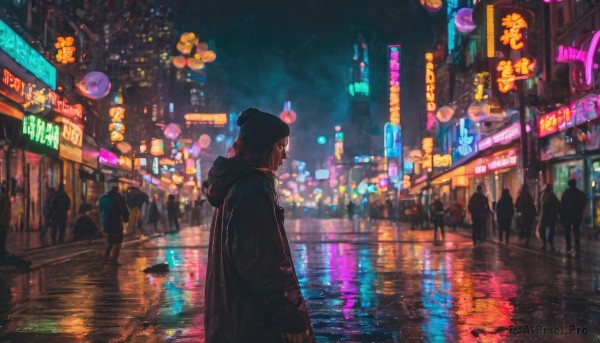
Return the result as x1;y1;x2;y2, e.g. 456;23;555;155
22;114;60;151
348;81;369;96
0;19;57;90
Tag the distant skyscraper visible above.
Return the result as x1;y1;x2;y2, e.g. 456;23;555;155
345;35;372;158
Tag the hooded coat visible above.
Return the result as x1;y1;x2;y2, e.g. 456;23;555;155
203;157;314;343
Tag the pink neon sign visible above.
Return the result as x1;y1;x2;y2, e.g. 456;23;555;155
99;148;119;167
556;30;600;87
537;94;600;138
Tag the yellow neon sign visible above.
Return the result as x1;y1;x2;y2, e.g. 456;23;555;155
486;5;495;58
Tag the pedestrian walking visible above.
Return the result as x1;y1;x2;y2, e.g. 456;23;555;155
70;203;101;241
147;194;161;232
430;196;445;241
515;184;536;245
48;184;71;244
448;201;464;231
468;185;490;245
560;179;586;258
40;186;56;240
203;108;314;342
126;186;149;237
0;184;11;264
347;201;356;220
166;194;180;233
496;188;514;244
99;179;129;266
538;184;560;252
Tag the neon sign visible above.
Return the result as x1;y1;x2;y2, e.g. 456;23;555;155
150;139;165;156
184;113;227;126
384;122;401;158
99;148;119;167
433;154;452;167
1;69;82;118
479;122;522;150
108;106;125;142
447;0;458;53
0;19;56;89
486;5;495;58
388;45;400;126
425;52;436;131
496;58;534;93
349;81;369;96
54;36;76;64
499;13;527;50
556;31;600;88
421;137;434;170
537;94;600;138
60;119;83;147
22;114;60;152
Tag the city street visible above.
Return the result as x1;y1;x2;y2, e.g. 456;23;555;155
0;219;598;342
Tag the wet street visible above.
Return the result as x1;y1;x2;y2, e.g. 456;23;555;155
0;219;599;342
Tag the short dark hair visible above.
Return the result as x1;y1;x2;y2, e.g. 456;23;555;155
568;179;577;187
476;185;483;191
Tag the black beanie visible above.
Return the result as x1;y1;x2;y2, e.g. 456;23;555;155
237;108;290;151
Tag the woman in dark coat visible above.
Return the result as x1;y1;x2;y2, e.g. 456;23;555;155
147;195;160;232
203;108;314;343
496;188;514;243
515;184;536;245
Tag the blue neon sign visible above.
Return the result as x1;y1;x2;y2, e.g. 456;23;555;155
0;19;56;90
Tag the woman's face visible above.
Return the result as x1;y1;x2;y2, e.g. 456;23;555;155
269;136;288;171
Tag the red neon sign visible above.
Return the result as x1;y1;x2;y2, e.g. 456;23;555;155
537;94;600;138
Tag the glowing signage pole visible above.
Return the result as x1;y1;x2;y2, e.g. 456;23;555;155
388;44;403;187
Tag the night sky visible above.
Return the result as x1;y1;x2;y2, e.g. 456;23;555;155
173;0;445;165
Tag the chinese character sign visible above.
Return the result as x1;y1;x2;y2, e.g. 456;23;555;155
453;118;477;164
537;94;600;138
54;36;76;64
22;114;60;152
425;52;436;131
496;57;534;93
500;13;527;50
109;106;125;142
388;45;401;126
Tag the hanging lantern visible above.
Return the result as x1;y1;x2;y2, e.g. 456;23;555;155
173;56;187;69
164;123;181;140
199;134;211;148
279;101;297;124
420;0;442;13
196;42;209;53
76;71;111;100
436;106;455;123
467;100;491;123
198;50;216;63
455;8;477;33
186;57;205;70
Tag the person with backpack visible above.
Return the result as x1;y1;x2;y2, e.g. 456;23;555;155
496;188;514;244
49;184;71;244
468;185;490;245
538;183;560;252
560;179;586;258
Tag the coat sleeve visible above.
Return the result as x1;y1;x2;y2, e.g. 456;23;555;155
120;195;130;223
227;183;310;334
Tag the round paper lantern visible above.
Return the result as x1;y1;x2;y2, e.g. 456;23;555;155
77;71;111;100
420;0;442;12
199;134;211;148
279;101;297;124
176;42;193;55
467;100;491;123
196;42;209;53
115;141;132;154
280;110;297;124
173;56;187;68
436;106;455;123
198;50;216;63
164;123;181;140
186;57;205;70
455;8;477;33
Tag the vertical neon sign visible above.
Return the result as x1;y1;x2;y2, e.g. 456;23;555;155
388;45;400;126
425;52;436;131
447;0;458;54
486;5;495;58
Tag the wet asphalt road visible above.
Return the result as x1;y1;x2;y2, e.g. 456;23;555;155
0;219;599;342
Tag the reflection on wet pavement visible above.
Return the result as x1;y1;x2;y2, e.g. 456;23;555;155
0;219;598;342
